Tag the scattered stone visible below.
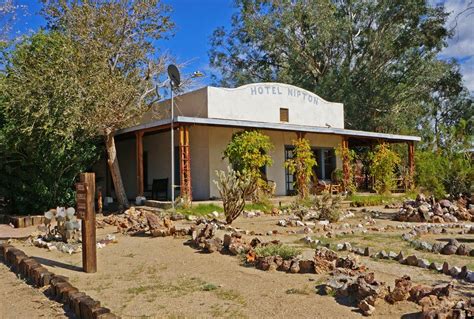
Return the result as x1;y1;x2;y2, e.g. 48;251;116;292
441;244;458;255
417;259;430;269
442;262;450;275
405;255;418;266
429;262;442;272
364;247;371;257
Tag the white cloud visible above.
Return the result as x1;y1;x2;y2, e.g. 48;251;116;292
432;0;474;91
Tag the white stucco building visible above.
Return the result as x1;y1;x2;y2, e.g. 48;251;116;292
97;83;420;201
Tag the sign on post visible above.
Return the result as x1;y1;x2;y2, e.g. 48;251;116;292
76;173;97;273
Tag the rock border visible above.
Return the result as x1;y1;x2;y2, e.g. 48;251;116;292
0;243;119;319
330;242;474;283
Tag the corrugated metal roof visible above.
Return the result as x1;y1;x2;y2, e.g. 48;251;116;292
116;116;421;142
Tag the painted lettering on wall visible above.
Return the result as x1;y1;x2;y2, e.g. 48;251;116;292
249;85;319;105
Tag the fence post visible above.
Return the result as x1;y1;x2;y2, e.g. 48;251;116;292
76;172;97;273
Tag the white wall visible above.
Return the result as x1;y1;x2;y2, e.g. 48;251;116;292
143;130;173;198
189;125;210;200
140;87;209;124
207;83;344;128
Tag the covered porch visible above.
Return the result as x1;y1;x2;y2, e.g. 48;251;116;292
113;116;420;202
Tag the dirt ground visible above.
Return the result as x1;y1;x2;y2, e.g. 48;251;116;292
0;263;68;319
5;206;474;318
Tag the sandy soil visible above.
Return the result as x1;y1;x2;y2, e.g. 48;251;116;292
0;263;68;319
4;206;473;319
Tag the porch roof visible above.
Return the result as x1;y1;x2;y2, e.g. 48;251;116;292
116;116;420;143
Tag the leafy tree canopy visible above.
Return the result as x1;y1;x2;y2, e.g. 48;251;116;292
0;32;101;213
209;0;467;134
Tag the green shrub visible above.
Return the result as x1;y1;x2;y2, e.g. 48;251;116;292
284;138;317;199
369;144;401;194
415;151;447;199
223;130;274;201
415;150;473;198
254;244;301;260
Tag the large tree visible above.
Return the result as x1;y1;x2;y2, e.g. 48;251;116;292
209;0;455;133
0;32;101;213
41;0;174;208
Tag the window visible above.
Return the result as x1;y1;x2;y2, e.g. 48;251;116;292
284;145;337;195
280;108;289;122
313;148;336;180
284;146;295;195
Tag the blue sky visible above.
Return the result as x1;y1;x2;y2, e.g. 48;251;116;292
9;0;474;91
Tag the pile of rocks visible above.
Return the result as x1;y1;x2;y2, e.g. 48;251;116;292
100;208;191;237
395;194;474;223
223;232;252;255
100;207;149;234
146;212;191;237
386;275;473;319
324;272;467;317
254;247;364;276
324;272;387;316
188;223;220;253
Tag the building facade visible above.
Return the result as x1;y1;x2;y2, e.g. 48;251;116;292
100;83;420;201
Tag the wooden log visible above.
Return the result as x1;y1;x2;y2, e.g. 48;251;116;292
79;296;100;319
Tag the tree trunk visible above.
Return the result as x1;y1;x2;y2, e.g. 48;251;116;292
105;129;129;210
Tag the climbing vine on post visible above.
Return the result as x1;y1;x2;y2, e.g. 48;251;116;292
223;130;274;201
369;143;401;195
284;138;317;199
335;143;357;194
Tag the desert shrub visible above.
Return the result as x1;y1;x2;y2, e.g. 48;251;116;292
415;151;447;199
369;143;401;194
415;150;473;198
254;244;301;260
444;152;473;196
315;192;342;222
214;167;252;224
284;138;317;199
223;130;274;201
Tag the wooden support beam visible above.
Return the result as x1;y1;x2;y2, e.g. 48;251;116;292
78;173;97;273
135;131;144;196
296;132;306;139
408;141;415;189
179;126;192;201
342;137;350;191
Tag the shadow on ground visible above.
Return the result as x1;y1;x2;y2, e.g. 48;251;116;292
32;256;82;272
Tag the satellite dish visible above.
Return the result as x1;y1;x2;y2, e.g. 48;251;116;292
167;64;181;88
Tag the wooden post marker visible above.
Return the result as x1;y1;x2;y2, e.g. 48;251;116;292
76;173;97;273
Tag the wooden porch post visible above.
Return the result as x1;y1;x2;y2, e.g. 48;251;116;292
342;137;350;190
408;141;415;189
135;131;144;196
179;125;192;201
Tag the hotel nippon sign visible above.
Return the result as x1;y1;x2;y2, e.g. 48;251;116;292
249;84;320;105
